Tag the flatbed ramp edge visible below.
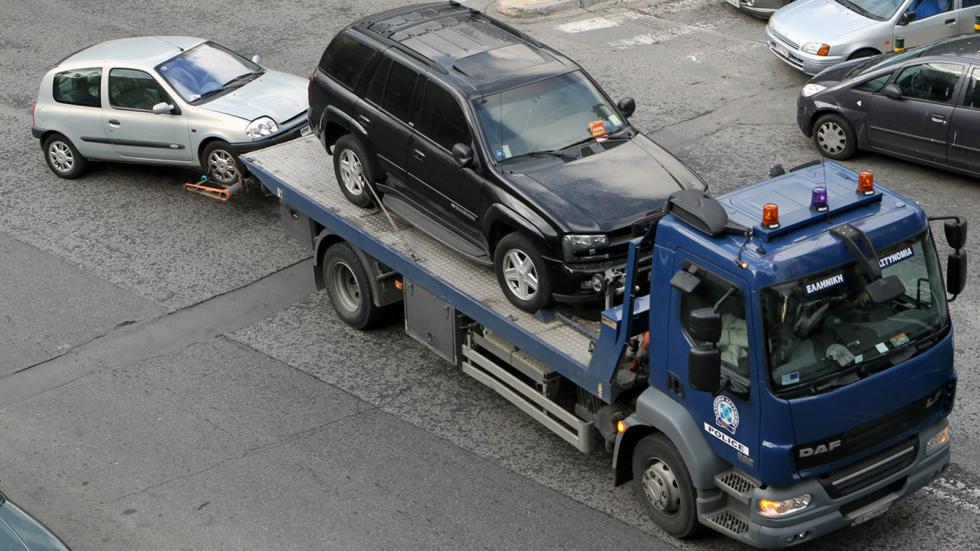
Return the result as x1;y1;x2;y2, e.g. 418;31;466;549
242;136;618;407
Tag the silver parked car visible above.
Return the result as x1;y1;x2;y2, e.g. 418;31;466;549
767;0;980;75
32;37;309;184
725;0;791;19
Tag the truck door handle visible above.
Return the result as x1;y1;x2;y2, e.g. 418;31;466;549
412;148;426;161
108;119;121;126
358;114;371;126
944;18;956;24
931;115;947;124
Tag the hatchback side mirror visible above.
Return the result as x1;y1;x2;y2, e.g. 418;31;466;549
452;143;474;168
251;54;263;65
883;84;903;101
898;10;916;25
617;97;636;119
151;102;175;115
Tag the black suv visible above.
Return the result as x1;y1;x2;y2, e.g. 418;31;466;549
309;2;704;312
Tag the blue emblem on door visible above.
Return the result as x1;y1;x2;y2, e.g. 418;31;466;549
713;395;739;434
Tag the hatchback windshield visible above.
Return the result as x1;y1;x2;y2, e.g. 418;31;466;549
763;233;948;395
157;42;262;103
473;71;627;161
835;0;905;20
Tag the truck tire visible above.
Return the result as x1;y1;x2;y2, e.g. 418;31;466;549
632;433;702;538
322;242;388;329
43;133;88;179
333;134;378;208
494;232;552;313
813;113;857;161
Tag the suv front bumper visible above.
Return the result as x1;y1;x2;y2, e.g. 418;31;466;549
545;254;652;303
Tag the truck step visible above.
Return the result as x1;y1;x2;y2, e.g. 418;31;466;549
714;469;760;505
702;508;750;538
461;335;595;453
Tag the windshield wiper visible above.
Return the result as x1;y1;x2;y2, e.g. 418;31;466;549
222;71;261;89
835;0;877;19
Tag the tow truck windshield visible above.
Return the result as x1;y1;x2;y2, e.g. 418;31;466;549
763;233;948;396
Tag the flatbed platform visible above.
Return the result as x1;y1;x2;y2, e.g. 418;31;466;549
242;136;601;386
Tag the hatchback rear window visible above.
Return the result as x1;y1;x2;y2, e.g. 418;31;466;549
53;68;101;107
319;33;377;90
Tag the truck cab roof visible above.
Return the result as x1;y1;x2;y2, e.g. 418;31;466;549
660;161;928;287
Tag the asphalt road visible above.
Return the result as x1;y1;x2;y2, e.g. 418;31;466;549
1;0;979;550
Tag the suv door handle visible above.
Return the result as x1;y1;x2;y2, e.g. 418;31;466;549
412;148;426;161
358;114;371;126
931;114;947;124
108;119;121;126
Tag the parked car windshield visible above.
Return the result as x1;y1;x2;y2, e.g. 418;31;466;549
157;42;262;103
835;0;905;21
762;233;948;396
473;71;627;161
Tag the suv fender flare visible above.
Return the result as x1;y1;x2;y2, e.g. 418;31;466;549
323;106;367;140
483;203;556;252
612;386;727;489
313;229;402;308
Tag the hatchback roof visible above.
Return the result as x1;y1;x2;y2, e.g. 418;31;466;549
351;2;573;94
922;34;980;60
60;36;206;67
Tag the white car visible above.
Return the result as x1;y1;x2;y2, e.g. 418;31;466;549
32;36;309;184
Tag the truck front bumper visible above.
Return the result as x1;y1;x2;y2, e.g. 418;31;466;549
738;419;950;549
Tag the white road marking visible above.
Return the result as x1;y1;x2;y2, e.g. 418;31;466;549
920;477;980;516
556;12;642;33
608;23;715;49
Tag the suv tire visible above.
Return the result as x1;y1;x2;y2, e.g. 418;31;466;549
202;140;243;186
813;113;857;160
43;133;88;179
494;232;552;313
333;134;378;208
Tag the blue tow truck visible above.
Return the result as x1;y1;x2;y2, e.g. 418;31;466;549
242;137;967;548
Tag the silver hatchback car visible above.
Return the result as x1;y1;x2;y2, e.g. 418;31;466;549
767;0;980;75
32;36;309;184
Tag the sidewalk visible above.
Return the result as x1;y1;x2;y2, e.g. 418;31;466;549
496;0;605;17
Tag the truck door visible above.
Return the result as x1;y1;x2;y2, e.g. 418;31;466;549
668;255;761;472
948;66;980;174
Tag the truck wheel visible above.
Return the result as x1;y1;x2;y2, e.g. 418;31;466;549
494;232;552;313
322;242;387;329
333;134;377;208
813;114;856;160
632;433;702;538
43;133;88;179
202;140;242;186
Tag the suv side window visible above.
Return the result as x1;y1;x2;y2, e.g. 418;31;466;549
893;62;964;104
365;57;391;106
319;33;377;90
418;81;470;151
53;68;101;107
963;67;980;110
382;60;418;123
855;72;891;93
108;68;169;111
680;270;750;380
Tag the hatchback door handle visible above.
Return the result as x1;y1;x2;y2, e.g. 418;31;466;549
108;119;121;126
944;18;956;24
412;148;426;161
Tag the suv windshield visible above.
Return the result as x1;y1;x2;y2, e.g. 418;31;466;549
157;42;262;103
835;0;905;20
763;233;948;396
473;71;627;161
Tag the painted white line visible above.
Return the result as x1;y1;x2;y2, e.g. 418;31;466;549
608;24;714;49
556;12;642;34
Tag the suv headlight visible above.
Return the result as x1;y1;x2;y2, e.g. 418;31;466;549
562;234;609;259
758;494;811;518
802;42;831;56
246;116;279;138
801;83;827;97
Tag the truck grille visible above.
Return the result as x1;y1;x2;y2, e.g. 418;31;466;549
819;437;916;498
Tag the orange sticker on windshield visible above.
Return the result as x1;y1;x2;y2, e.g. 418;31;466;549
589;120;607;137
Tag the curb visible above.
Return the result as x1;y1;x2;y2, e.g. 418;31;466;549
495;0;604;17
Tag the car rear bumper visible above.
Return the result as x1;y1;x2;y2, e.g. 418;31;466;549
31;126;45;139
230;112;310;154
727;0;783;18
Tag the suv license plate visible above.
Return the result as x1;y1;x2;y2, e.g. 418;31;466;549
851;502;891;526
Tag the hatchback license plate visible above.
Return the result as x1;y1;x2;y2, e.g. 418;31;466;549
773;43;789;58
300;125;313;137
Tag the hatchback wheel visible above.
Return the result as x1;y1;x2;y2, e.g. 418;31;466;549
43;133;88;179
333;134;378;208
202;141;242;186
813;113;857;160
494;232;552;313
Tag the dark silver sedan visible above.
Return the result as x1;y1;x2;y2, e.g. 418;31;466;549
797;35;980;177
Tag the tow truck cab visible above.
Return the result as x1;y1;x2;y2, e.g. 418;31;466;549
615;161;965;548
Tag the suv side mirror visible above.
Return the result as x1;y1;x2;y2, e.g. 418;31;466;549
883;84;903;100
251;54;263;65
898;10;916;25
617;97;636;118
452;143;474;168
151;102;175;115
944;218;968;250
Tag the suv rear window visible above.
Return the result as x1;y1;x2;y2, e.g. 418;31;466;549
319;33;377;90
53;68;101;107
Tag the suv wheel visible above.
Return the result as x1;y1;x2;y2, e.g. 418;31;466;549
494;232;552;313
333;134;378;208
43;133;88;179
813;113;856;160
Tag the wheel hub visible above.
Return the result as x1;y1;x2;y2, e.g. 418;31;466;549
641;459;681;514
339;150;365;195
502;249;538;301
817;122;845;154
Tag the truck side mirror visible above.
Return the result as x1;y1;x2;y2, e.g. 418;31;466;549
883;84;903;101
947;251;967;296
452;143;474;168
689;348;721;394
944;218;967;250
617;97;636;119
689;307;721;343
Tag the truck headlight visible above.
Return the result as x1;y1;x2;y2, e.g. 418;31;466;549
926;426;950;454
802;42;831;56
246;116;279;138
758;494;811;518
801;83;827;97
562;234;609;259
